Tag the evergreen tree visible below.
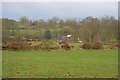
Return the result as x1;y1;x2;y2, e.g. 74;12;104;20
44;29;52;39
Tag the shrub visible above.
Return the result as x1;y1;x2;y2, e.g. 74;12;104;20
2;43;13;50
92;42;103;49
33;41;60;51
61;43;71;50
2;42;31;50
49;46;60;50
81;42;103;49
70;45;74;49
81;42;92;49
109;41;118;49
33;44;42;50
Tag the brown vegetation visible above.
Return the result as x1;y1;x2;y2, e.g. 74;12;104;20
81;42;103;49
33;41;60;51
109;41;119;49
81;42;92;49
61;43;71;50
2;42;31;50
92;42;103;49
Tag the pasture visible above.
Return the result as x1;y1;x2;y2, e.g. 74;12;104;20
2;49;118;78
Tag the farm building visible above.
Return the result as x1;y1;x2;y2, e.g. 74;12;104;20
57;34;72;43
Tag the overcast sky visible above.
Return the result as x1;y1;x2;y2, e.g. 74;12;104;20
2;2;118;21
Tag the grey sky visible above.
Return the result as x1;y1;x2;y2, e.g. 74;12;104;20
2;2;118;21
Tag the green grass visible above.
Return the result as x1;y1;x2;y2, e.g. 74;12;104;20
2;49;118;78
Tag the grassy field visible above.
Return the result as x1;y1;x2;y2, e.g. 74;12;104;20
2;49;118;78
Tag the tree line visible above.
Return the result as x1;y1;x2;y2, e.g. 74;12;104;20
2;16;118;44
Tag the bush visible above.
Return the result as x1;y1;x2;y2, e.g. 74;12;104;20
2;43;13;50
109;42;118;49
70;45;74;49
2;42;31;50
49;46;60;50
61;43;71;50
33;41;60;51
81;42;92;49
81;42;103;49
92;42;103;49
33;43;42;50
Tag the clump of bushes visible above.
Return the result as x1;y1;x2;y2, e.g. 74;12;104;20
70;45;74;49
109;42;119;49
33;43;42;50
2;42;31;50
61;43;71;50
33;40;74;51
33;40;60;51
2;43;14;50
81;42;103;49
49;46;60;50
81;42;92;49
92;42;103;49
